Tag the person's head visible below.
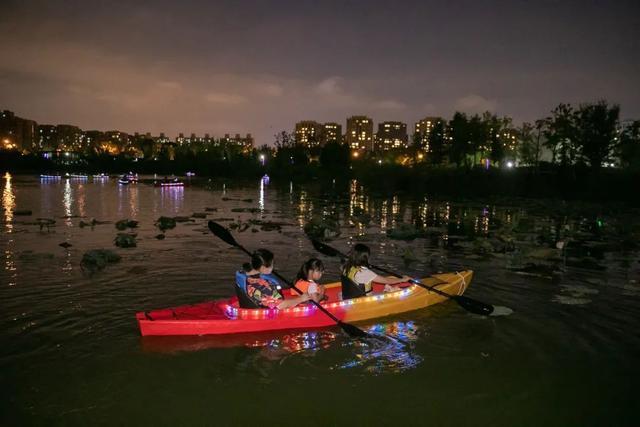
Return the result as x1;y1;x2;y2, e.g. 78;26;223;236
243;248;274;274
349;243;370;267
297;258;325;282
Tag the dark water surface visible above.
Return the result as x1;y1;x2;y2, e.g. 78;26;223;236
1;173;638;426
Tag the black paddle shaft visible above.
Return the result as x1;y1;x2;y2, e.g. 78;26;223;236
208;221;370;337
310;239;494;316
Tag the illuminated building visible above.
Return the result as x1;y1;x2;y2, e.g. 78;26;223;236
346;116;373;151
222;133;254;152
375;121;408;151
157;132;171;144
414;117;445;152
1;110;37;152
295;121;323;147
37;124;82;152
321;122;342;145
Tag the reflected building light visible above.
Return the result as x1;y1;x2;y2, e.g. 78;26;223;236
298;190;308;229
160;186;183;213
62;251;73;275
3;173;17;286
130;185;139;217
419;198;428;224
63;179;73;226
391;195;400;229
380;200;388;233
259;177;265;212
77;184;86;218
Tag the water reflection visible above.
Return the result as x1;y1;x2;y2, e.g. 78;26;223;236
63;179;73;226
297;190;311;230
118;184;140;217
77;183;86;218
3;172;17;286
337;321;422;374
259;177;265;212
140;320;423;375
157;186;182;214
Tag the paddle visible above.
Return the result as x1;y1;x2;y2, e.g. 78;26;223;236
310;239;494;316
208;221;370;338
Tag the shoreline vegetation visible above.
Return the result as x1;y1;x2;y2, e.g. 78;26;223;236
1;153;638;204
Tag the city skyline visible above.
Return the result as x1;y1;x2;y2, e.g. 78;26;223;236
1;0;638;146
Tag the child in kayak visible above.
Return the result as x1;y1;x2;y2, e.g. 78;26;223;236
343;243;411;294
292;258;327;302
237;249;310;309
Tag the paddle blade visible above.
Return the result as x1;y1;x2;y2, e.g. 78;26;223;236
338;321;370;338
453;295;494;316
208;221;239;248
311;239;343;258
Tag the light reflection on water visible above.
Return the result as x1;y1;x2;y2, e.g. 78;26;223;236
336;321;423;374
247;321;423;375
3;173;17;286
157;185;182;214
63;179;74;226
259;176;266;212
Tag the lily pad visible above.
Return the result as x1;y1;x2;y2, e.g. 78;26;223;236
81;249;121;272
115;233;137;248
155;216;176;231
387;223;421;240
115;219;139;230
304;217;341;241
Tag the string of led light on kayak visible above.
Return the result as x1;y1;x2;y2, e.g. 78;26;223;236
223;285;417;319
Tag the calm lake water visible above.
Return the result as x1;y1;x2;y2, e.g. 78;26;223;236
1;173;638;426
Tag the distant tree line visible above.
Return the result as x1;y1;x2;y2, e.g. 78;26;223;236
269;100;640;173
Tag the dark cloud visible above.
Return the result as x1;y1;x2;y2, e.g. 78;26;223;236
1;0;638;144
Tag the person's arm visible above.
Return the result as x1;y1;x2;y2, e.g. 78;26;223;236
277;293;310;309
309;291;323;303
372;274;411;285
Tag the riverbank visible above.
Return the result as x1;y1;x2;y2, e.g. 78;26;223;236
2;150;638;203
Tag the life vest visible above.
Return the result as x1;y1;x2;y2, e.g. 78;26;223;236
345;266;373;294
235;271;284;308
290;279;312;297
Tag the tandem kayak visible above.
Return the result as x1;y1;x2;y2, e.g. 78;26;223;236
136;270;473;336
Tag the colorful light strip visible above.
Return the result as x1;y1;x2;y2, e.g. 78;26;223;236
222;285;417;320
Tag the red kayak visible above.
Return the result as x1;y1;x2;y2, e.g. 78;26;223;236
136;271;473;336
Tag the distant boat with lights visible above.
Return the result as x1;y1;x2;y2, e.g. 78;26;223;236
136;271;473;336
39;174;62;180
153;178;185;188
118;173;138;185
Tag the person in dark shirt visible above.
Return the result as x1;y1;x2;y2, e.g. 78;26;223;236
238;249;310;309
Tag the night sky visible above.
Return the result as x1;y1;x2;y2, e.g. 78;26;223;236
1;0;638;145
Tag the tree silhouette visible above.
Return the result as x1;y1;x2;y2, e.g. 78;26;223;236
428;120;446;165
448;112;471;167
544;104;578;166
616;120;640;169
575;101;620;170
